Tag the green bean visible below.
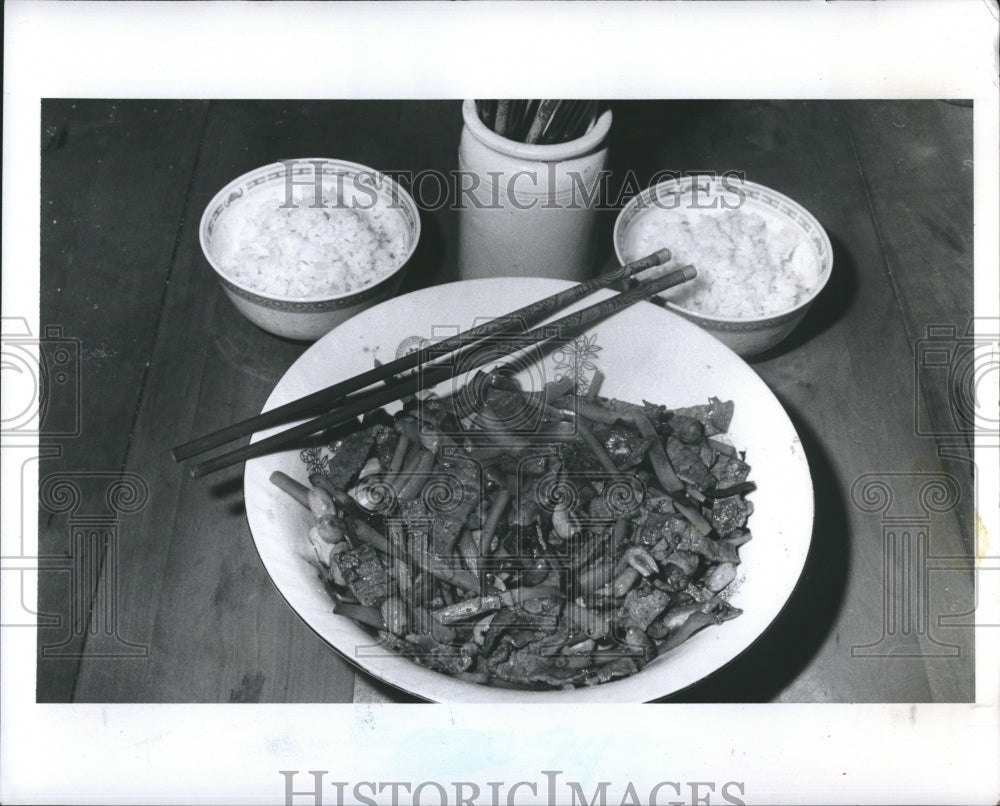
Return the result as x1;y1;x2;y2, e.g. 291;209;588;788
562;397;621;425
479;487;510;556
584;369;605;399
269;471;310;509
410;536;481;593
395;449;436;500
630;411;684;493
386;433;410;476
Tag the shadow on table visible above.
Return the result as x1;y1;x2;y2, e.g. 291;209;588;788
400;205;450;293
662;401;851;702
749;229;858;362
204;471;247;517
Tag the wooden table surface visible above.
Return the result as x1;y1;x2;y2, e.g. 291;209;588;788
36;99;976;704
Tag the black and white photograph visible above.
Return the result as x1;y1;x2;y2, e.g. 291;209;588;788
3;3;998;805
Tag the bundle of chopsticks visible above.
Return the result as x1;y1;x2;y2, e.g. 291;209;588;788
475;100;604;145
172;251;694;478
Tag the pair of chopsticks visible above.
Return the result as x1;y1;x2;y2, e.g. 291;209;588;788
476;100;602;145
172;251;695;478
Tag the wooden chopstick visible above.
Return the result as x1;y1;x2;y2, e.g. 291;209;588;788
514;100;540;142
564;100;598;141
524;99;559;145
171;248;673;462
479;99;606;145
541;99;578;144
493;100;511;137
186;264;696;478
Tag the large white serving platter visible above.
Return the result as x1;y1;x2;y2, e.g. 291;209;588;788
244;277;814;702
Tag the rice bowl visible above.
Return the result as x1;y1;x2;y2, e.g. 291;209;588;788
200;159;420;340
211;179;411;299
620;207;822;319
614;176;833;356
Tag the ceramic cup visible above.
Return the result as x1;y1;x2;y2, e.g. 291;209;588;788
456;100;613;282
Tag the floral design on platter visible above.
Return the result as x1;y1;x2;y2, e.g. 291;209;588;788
395;335;432;360
300;446;329;478
552;333;602;393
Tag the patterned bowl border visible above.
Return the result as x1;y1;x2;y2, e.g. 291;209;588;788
200;159;420;306
217;270;396;312
613;175;833;328
674;305;802;333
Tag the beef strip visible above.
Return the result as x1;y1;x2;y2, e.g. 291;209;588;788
337;543;392;607
324;427;377;489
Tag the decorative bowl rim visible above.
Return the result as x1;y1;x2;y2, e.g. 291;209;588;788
216;269;400;314
199;158;421;306
613;175;833;327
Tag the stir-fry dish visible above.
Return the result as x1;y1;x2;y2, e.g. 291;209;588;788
275;369;755;691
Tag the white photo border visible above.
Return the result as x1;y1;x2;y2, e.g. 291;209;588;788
3;2;998;804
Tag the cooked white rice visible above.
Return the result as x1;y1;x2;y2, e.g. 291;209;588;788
213;183;410;299
622;208;820;318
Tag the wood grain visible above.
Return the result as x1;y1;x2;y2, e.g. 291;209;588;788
37;100;209;701
72;102;355;702
605;101;975;702
39;100;975;704
840;100;976;549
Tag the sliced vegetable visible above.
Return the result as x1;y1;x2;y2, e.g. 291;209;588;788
272;381;754;691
